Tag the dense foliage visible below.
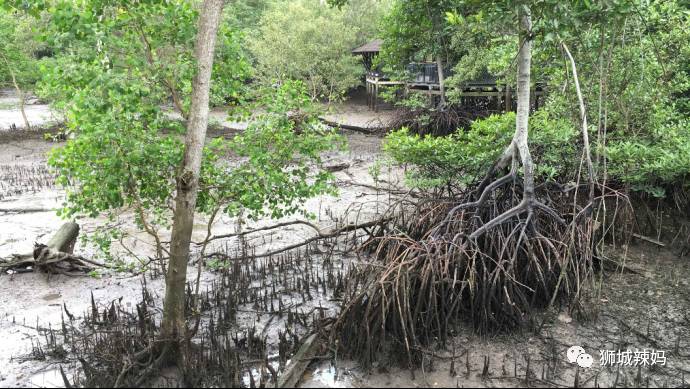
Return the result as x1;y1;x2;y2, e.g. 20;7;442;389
0;9;42;88
385;111;577;193
2;1;344;262
383;0;690;201
248;0;362;101
1;0;688;253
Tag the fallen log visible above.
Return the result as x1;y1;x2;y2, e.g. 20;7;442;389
278;332;323;388
324;162;350;173
1;222;104;275
319;117;387;134
0;207;57;213
46;222;80;253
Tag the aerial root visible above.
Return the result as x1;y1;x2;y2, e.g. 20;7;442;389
433;171;517;237
469;198;566;240
334;176;599;369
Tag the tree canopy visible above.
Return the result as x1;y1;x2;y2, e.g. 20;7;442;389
249;0;368;101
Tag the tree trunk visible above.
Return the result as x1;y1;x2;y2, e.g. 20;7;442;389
515;6;534;203
161;0;225;343
10;69;31;130
436;56;446;108
45;222;80;253
562;42;596;201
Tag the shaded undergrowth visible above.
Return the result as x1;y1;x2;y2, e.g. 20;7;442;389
388;101;496;137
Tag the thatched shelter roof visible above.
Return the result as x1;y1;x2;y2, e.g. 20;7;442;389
352;39;383;54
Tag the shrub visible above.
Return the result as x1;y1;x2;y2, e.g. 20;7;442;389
384;111;578;193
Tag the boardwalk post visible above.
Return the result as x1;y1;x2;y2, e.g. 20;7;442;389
374;77;379;112
505;84;512;112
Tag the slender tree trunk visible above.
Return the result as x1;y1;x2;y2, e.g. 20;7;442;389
9;69;31;130
161;0;225;342
17;88;30;131
562;42;596;200
436;56;446;108
515;6;534;203
466;6;541;240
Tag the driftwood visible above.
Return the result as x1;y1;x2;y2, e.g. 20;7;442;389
631;233;665;247
324;162;350;173
277;332;324;388
0;207;57;213
319;117;386;134
1;222;103;275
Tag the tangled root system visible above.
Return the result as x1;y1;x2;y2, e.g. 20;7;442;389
389;103;492;137
334;182;602;368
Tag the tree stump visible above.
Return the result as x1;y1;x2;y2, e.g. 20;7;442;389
45;222;80;254
1;222;101;275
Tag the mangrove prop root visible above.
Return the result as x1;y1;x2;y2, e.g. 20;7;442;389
333;182;605;369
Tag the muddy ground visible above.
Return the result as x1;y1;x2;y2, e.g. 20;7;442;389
1;92;689;388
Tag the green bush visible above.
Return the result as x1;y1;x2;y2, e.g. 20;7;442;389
384;111;578;191
386;108;690;199
606;116;690;198
248;0;361;102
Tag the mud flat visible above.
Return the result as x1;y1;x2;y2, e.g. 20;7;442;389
0;116;406;387
302;242;690;388
0;89;58;132
1;99;689;388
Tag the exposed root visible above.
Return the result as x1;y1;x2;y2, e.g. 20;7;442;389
389;102;492;137
433;147;565;241
44;232;351;387
1;221;107;275
333;178;605;368
201;216;393;261
469;198;566;240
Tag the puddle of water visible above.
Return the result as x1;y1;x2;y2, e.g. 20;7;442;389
301;364;352;388
41;294;61;301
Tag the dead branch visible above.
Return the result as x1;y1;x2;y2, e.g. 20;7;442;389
194;219;322;246
0;207;57;213
319;117;386;134
336;179;411;195
203;217;393;261
631;233;665;247
277;332;324;388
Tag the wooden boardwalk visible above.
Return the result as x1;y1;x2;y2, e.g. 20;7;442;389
365;76;546;112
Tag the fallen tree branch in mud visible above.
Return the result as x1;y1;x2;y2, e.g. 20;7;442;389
593;254;642;275
277;333;321;387
336;179;411;195
195;219;322;245
202;217;393;261
324;162;350;172
278;327;330;388
1;222;107;275
631;233;665;247
0;207;57;213
319;117;387;134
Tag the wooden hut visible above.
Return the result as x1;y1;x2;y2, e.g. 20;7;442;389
352;39;545;112
351;39;383;75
